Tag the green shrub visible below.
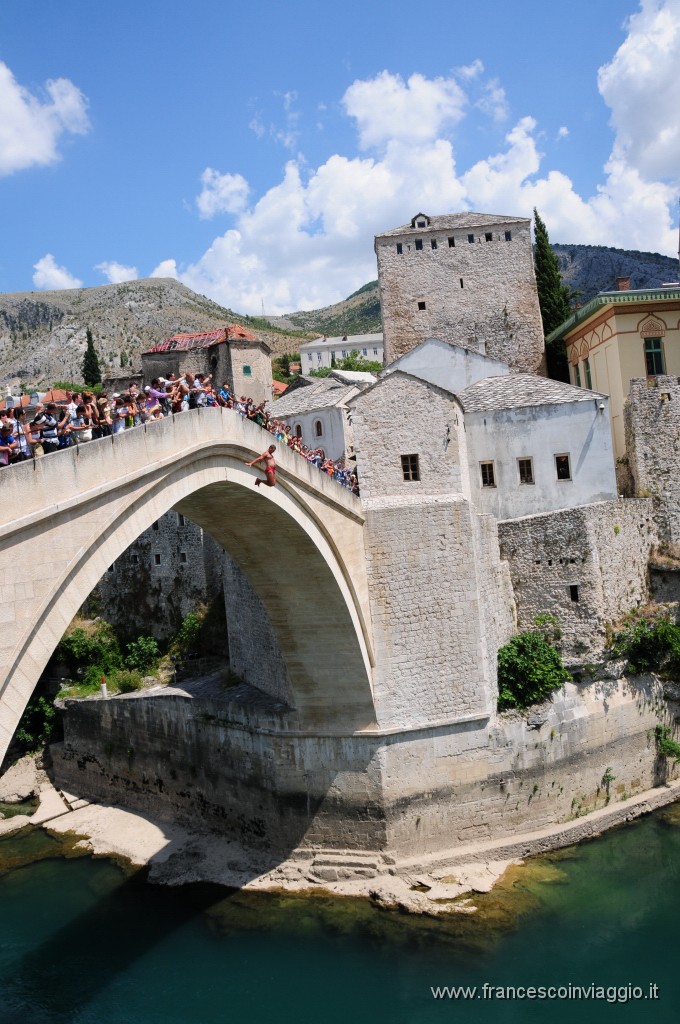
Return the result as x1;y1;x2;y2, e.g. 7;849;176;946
655;725;680;762
611;617;680;676
497;631;569;711
114;669;143;694
172;612;202;655
125;635;160;672
57;621;123;676
14;696;59;752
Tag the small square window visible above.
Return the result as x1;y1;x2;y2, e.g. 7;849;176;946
518;458;534;484
431;239;437;250
504;230;512;241
485;232;493;242
153;553;162;566
480;461;496;487
130;554;139;565
415;239;423;251
243;364;252;376
401;454;420;481
180;552;187;564
417;220;427;228
448;237;455;248
570;585;579;602
417;301;426;311
396;242;403;255
555;454;571;481
468;234;475;244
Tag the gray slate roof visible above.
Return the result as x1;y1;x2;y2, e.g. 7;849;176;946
457;374;607;413
376;212;528;239
268;378;356;417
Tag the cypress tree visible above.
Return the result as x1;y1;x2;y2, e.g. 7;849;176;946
82;328;102;386
533;209;571;382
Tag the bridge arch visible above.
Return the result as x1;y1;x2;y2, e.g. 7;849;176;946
0;409;375;761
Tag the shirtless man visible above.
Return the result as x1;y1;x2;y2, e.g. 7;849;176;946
247;444;277;487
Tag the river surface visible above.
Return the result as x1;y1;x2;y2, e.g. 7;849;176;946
0;808;678;1024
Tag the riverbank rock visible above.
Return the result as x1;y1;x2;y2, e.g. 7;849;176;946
0;754;42;803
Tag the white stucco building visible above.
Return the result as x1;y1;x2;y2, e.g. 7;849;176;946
268;374;373;462
300;333;383;372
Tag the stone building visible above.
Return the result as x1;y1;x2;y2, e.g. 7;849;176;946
375;211;545;373
548;282;680;459
142;325;272;404
269;371;374;462
625;374;680;545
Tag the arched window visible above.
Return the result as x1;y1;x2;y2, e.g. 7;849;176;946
314;419;323;438
295;423;302;438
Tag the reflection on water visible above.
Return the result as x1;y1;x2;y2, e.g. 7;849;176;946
1;810;679;1024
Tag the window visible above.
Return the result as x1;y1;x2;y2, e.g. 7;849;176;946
574;362;582;387
243;365;252;376
362;348;367;356
401;454;420;481
570;585;580;602
317;352;322;363
416;219;427;228
307;353;313;362
330;351;336;361
373;348;378;356
584;358;592;389
480;461;496;487
468;234;475;243
152;521;159;531
180;552;187;564
177;513;186;527
504;230;512;241
417;301;426;310
518;458;534;484
295;423;302;437
396;242;403;255
415;239;423;251
154;553;162;566
448;237;455;248
130;554;139;565
314;420;323;438
341;349;347;358
460;278;464;288
431;239;437;250
644;337;665;376
555;454;571;481
485;232;493;242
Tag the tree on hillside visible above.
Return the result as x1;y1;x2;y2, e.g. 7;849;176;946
82;328;102;386
533;209;571;382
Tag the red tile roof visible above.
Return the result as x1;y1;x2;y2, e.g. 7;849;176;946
0;394;31;411
271;379;289;396
145;324;257;354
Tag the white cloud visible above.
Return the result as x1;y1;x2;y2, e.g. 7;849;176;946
196;168;250;219
95;261;139;284
343;70;466;149
476;79;509;123
456;59;484;81
33;254;82;290
150;259;180;280
557;126;569;139
598;0;680;183
159;12;680;316
0;61;90;176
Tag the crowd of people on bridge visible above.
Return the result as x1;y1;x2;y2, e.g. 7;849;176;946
0;372;359;494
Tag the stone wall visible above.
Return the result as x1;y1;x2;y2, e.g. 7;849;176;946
52;669;680;860
499;499;656;661
376;219;545;372
625;375;680;544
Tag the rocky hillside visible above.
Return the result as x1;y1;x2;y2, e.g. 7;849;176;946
0;278;312;389
268;281;382;337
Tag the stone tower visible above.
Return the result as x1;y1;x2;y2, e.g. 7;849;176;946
375;212;545;372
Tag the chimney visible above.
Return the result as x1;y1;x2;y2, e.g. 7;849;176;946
616;276;631;291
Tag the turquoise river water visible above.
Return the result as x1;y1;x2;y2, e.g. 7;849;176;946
1;806;679;1024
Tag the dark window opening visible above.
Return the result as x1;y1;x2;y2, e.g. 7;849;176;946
570;585;580;602
644;337;665;376
467;234;475;243
480;461;496;487
460;278;464;288
584;358;592;389
314;420;323;438
555;454;571;481
518;458;534;484
417;301;426;310
177;513;186;527
243;365;252;377
504;230;512;241
417;220;427;228
448;236;455;247
180;552;187;564
152;521;159;531
485;232;493;242
295;423;302;438
130;554;139;565
401;454;420;481
574;363;582;387
415;239;423;251
431;239;437;250
153;553;161;566
396;243;403;254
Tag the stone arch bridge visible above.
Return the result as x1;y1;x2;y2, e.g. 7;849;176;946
0;408;375;765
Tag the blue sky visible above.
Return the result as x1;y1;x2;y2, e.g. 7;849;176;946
1;0;678;313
